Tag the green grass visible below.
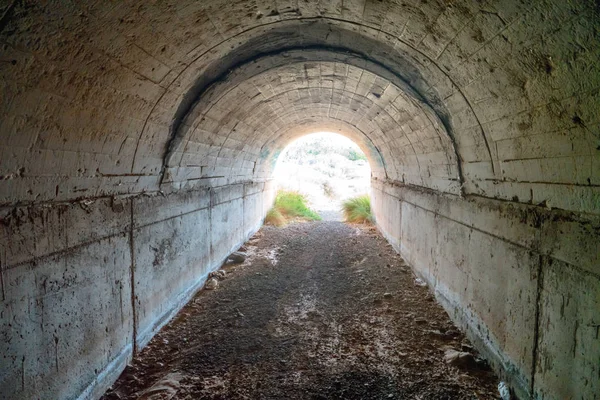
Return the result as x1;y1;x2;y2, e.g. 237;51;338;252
275;191;321;220
265;190;321;226
341;194;373;224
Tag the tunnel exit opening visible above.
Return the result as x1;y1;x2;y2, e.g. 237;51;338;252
273;132;372;222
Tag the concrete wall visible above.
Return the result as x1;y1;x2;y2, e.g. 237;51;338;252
0;181;275;400
3;1;599;214
372;179;600;400
1;3;599;399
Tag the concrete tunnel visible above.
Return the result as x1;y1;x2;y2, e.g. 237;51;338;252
0;1;599;399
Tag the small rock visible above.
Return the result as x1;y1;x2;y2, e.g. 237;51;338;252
443;329;459;338
209;270;226;280
383;292;393;299
498;381;511;400
414;278;427;287
204;278;219;290
460;342;473;351
443;349;476;369
228;251;247;263
137;372;183;400
426;329;445;337
415;318;427;325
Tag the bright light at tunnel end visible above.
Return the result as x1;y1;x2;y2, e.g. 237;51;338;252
278;131;365;160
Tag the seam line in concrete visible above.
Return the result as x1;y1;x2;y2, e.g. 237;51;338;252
2;232;127;272
530;254;544;398
133;205;211;230
0;246;5;301
376;186;600;279
379;188;533;250
480;178;600;188
129;200;138;354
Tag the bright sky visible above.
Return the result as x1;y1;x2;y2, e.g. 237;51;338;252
280;132;362;158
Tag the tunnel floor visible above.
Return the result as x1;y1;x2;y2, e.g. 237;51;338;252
102;222;499;399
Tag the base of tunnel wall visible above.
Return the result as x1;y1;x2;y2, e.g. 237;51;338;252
76;343;133;400
371;179;600;400
0;180;276;400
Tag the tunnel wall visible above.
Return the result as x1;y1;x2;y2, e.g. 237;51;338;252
1;2;599;399
0;180;275;400
372;179;599;400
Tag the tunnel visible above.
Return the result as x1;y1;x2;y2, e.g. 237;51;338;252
0;1;599;399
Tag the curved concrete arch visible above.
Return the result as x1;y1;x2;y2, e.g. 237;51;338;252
1;2;599;399
163;40;464;158
165;59;461;194
152;20;476;194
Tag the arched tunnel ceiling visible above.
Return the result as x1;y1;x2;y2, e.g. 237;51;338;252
165;59;461;194
0;0;599;213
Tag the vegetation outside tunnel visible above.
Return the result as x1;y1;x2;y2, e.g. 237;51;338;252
342;195;373;224
266;190;322;226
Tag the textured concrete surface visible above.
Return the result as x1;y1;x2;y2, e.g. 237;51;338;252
0;182;275;400
1;0;598;211
372;179;600;400
0;1;599;399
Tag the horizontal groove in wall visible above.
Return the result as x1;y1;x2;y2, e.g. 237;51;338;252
2;231;128;272
374;179;599;265
375;184;599;279
1;185;273;272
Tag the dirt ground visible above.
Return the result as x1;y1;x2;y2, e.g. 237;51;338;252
102;221;500;400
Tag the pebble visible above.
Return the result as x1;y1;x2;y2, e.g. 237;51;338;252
137;372;182;400
426;329;445;337
443;349;476;369
204;278;219;290
414;278;427;287
498;381;511;400
228;251;247;263
461;342;474;351
443;329;459;338
209;270;226;280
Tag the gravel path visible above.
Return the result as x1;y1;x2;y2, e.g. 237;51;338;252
316;208;343;221
102;221;499;400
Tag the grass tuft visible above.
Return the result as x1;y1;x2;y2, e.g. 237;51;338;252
265;208;286;227
341;194;373;224
275;190;321;220
265;190;321;226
